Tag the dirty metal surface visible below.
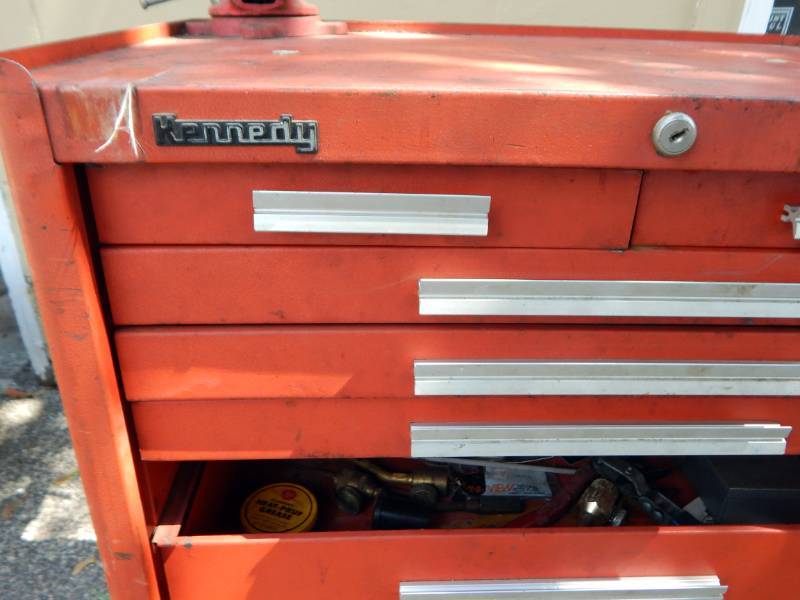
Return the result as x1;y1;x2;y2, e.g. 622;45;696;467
30;30;800;97
18;26;800;170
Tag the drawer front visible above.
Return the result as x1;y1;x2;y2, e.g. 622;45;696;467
632;172;800;249
88;164;640;248
101;248;800;325
116;326;800;401
131;396;800;459
157;527;800;599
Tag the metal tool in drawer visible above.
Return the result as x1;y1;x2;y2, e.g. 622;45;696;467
410;424;791;457
419;279;800;318
414;360;800;396
253;191;490;235
400;576;727;599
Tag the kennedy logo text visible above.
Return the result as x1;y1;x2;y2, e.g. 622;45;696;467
152;113;318;154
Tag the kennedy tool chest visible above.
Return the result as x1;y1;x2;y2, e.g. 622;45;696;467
2;1;800;598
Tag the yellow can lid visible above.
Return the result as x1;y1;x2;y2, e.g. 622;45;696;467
240;483;318;534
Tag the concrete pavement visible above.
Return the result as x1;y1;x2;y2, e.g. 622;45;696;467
0;277;108;599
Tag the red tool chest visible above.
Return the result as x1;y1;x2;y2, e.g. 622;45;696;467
2;10;800;600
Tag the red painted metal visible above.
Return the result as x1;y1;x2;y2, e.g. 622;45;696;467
87;164;641;248
115;326;800;401
634;171;800;248
141;462;179;527
346;20;800;46
156;525;800;599
132;395;800;460
210;0;320;17
185;16;346;38
0;59;160;598
186;0;346;38
155;463;800;600
27;30;800;170
101;247;800;326
5;19;800;600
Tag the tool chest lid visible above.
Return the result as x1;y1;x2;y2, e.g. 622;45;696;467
7;21;800;170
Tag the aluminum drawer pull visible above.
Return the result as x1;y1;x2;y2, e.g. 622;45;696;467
418;279;800;318
782;205;800;240
410;424;790;457
400;576;727;599
414;360;800;397
252;191;490;235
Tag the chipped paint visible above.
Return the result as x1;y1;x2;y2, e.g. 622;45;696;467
95;83;140;158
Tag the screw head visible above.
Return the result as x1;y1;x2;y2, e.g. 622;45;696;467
652;112;697;157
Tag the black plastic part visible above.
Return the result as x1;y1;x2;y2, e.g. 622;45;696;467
372;495;432;530
684;456;800;524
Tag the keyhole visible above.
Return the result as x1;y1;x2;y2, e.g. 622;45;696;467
653;112;696;156
670;128;688;144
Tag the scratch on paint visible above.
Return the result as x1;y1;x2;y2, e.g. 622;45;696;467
95;84;141;158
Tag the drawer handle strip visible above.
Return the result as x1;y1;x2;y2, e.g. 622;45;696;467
410;423;790;457
414;360;800;397
252;191;490;236
418;279;800;318
400;576;727;599
782;205;800;240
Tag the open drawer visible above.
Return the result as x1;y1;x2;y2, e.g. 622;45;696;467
87;164;641;249
152;459;800;600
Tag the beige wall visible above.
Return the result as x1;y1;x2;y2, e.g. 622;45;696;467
2;0;750;52
316;0;747;32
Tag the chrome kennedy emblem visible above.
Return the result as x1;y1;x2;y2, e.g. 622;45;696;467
152;113;318;154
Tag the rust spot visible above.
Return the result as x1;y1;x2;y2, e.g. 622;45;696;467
114;552;134;561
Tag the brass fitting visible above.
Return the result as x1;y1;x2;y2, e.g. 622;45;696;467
333;468;383;515
352;460;449;496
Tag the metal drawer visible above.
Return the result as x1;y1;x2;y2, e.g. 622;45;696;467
121;326;800;460
88;163;641;248
116;325;800;402
101;247;800;326
151;464;800;600
633;171;800;249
